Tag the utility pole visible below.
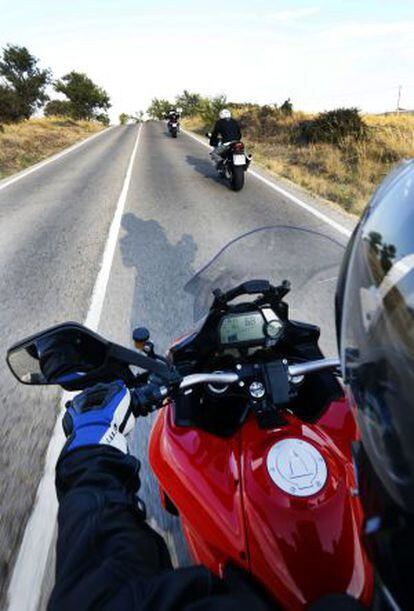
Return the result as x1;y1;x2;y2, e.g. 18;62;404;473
396;85;402;114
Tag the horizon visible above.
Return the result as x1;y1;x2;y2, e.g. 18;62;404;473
1;0;413;122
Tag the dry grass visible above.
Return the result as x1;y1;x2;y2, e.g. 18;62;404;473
184;111;414;215
0;116;105;180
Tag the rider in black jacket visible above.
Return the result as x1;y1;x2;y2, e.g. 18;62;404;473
47;382;274;611
166;109;180;124
209;109;242;163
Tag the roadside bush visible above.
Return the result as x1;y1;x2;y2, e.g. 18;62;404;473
44;99;72;117
0;85;21;123
299;108;368;146
280;98;293;116
239;106;301;143
96;113;110;126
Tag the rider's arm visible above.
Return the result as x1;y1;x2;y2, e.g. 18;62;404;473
49;446;173;610
49;383;274;611
209;120;221;147
50;445;236;611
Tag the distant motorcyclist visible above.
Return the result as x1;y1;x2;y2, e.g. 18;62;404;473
209;109;242;163
166;108;181;137
166;108;180;123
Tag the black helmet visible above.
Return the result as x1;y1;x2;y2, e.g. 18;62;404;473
336;159;414;609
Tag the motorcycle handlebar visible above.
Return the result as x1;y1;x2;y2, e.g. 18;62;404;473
288;357;340;377
178;358;340;390
179;372;240;390
132;358;341;416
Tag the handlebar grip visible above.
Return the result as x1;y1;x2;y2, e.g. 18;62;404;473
288;358;340;377
131;383;168;417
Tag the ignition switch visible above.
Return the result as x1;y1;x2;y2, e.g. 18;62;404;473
249;381;265;399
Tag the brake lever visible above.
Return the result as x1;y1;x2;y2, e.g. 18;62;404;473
108;343;181;385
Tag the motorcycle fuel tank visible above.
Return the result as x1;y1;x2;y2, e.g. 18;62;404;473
149;398;373;609
239;399;373;608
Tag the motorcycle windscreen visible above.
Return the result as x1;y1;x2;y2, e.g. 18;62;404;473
184;225;347;354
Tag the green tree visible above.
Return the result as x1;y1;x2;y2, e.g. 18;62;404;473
0;44;50;122
44;99;73;117
199;94;227;125
96;113;110;126
147;98;172;120
175;90;202;117
119;112;129;125
54;71;111;120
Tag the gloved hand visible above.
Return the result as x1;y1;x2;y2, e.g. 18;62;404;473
62;381;135;456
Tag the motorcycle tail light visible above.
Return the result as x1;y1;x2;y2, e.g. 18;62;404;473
233;141;245;152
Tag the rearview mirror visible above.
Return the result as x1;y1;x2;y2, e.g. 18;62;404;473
6;322;109;386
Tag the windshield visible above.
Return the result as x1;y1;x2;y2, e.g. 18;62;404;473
184;225;347;354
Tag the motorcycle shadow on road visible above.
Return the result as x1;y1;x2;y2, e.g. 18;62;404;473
120;213;197;351
185;154;223;186
119;212;197;566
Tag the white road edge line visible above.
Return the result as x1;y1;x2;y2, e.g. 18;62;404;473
182;128;352;238
6;124;143;611
0;125;116;193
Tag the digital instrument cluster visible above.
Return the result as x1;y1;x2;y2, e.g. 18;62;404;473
219;310;283;346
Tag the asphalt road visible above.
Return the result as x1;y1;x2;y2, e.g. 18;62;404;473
0;121;355;606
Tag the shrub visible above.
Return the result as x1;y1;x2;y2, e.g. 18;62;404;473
44;99;73;117
299;108;368;146
0;85;21;123
96;113;110;126
280;98;293;116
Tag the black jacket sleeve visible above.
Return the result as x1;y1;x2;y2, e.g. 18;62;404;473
48;446;274;611
209;121;221;147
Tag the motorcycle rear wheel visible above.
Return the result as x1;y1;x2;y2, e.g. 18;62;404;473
231;166;245;191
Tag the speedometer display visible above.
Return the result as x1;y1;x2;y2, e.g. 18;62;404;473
219;312;265;345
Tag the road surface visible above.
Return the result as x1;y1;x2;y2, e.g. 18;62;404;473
0;121;355;608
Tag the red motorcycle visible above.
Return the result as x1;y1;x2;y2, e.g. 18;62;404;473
7;226;373;609
149;226;373;608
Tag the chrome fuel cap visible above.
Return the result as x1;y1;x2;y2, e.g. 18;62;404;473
266;438;328;497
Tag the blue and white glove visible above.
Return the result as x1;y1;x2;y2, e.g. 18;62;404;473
62;381;135;456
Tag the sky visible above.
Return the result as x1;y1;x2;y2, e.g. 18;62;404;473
1;0;413;121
